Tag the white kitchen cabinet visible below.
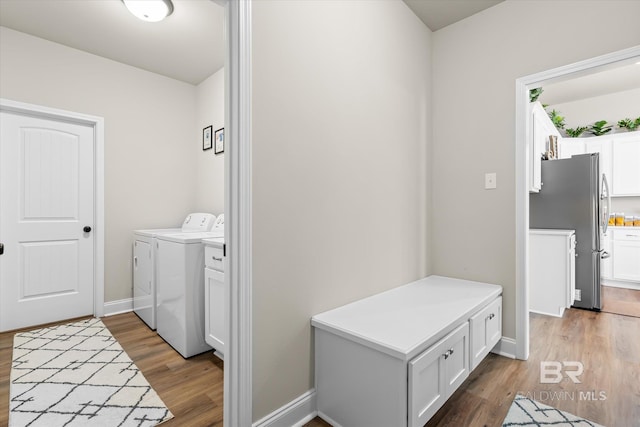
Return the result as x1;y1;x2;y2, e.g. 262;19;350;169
612;228;640;282
530;102;561;193
559;138;586;159
312;276;502;427
529;229;576;317
612;133;640;196
585;138;613;191
409;323;469;427
203;238;225;359
469;296;502;370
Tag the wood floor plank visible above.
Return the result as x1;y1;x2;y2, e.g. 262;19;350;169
601;285;640;318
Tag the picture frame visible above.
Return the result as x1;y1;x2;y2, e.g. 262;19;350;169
214;127;224;154
203;125;213;151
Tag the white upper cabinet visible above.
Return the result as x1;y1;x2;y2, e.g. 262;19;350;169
560;131;639;197
529;102;561;193
585;137;613;190
612;132;640;196
559;138;586;159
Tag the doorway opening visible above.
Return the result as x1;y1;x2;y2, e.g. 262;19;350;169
515;46;640;359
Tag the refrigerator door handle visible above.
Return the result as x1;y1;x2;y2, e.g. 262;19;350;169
601;173;611;234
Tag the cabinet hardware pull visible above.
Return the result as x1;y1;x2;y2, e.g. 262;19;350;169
212;256;223;262
443;349;452;359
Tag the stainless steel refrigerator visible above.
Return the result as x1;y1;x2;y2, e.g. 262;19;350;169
530;153;610;310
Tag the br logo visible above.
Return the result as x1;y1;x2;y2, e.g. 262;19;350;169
540;361;584;384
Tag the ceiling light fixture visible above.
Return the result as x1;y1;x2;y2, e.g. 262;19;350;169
122;0;174;23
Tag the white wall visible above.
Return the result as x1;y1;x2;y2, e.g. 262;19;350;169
0;27;198;302
431;0;640;340
251;0;431;420
548;88;640;131
195;68;225;214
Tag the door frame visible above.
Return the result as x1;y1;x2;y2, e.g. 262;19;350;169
0;98;105;325
218;0;253;425
514;45;640;360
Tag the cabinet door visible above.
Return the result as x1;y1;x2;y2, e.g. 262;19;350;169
408;336;446;427
530;109;545;193
612;230;640;282
559;138;586;159
408;322;469;427
469;297;502;370
443;323;470;397
585;138;612;194
612;136;640;196
205;268;226;354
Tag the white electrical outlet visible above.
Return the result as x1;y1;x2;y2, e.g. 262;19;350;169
485;173;497;189
575;289;582;301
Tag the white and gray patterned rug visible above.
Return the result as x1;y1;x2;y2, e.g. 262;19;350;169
503;394;604;426
10;317;173;426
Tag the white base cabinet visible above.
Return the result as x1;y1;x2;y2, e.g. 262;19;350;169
470;296;502;370
612;228;640;282
312;275;502;427
529;229;576;317
203;238;225;358
409;322;469;427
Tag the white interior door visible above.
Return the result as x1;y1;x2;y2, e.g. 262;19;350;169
0;111;95;331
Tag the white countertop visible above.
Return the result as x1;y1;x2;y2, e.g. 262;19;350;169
202;237;224;248
311;275;502;361
530;229;575;236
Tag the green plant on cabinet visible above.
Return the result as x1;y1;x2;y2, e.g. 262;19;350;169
565;126;588;137
617;117;640;132
590;120;612;136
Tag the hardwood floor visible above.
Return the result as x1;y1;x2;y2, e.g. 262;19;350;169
3;309;639;427
1;312;223;426
601;285;640;318
305;309;640;427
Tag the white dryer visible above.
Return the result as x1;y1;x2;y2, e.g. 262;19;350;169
155;223;223;358
133;213;217;330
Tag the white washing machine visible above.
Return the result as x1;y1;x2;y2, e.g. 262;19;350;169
133;213;217;330
155;217;223;358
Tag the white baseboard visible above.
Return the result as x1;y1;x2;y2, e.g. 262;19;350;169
602;281;640;291
253;389;317;427
102;298;133;317
492;336;516;359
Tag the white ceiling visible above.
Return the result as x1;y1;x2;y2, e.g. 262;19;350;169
402;0;503;31
6;0;633;101
0;0;225;85
0;0;504;86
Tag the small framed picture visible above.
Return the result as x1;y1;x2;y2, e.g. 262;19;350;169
214;128;224;154
203;125;213;151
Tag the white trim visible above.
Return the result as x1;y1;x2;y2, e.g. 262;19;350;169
492;337;516;359
514;45;640;361
602;281;640;291
102;298;133;317
252;390;317;427
317;411;343;427
0;98;105;325
223;0;253;426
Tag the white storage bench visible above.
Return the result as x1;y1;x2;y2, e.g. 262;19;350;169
311;275;502;427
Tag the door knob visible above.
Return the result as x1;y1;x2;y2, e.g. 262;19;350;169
83;226;92;233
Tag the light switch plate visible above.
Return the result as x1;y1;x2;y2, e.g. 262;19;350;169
485;173;497;189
